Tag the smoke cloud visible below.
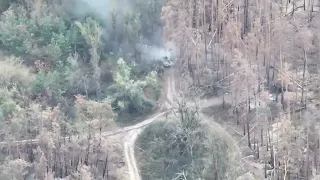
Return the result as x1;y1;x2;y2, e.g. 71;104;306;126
66;0;179;62
137;41;179;61
70;0;133;20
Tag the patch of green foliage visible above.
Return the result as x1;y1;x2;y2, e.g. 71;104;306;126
0;96;15;121
0;0;165;125
108;58;158;124
0;4;84;67
0;2;87;107
0;56;34;122
32;69;68;105
136;106;238;180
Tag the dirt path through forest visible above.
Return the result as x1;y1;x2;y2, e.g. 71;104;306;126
0;68;237;180
123;69;174;180
123;68;238;180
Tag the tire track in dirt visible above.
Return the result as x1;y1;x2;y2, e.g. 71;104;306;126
124;68;237;180
0;111;170;146
124;129;142;180
123;69;174;180
123;111;171;180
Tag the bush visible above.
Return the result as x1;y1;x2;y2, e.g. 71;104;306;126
31;65;71;106
108;58;158;123
136;108;238;180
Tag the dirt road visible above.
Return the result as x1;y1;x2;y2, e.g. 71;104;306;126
122;69;175;180
123;69;235;180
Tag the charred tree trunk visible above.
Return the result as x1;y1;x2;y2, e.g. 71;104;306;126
247;114;251;148
102;154;109;179
301;49;307;107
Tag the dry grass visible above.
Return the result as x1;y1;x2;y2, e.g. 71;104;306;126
201;113;241;177
201;105;266;179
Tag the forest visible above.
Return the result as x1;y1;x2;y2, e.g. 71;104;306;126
0;0;320;179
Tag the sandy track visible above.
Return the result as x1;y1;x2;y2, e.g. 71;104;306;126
124;129;142;180
123;69;175;180
0;110;170;146
124;69;234;180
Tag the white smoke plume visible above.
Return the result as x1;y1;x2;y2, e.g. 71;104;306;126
68;0;179;62
71;0;133;19
137;41;179;62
